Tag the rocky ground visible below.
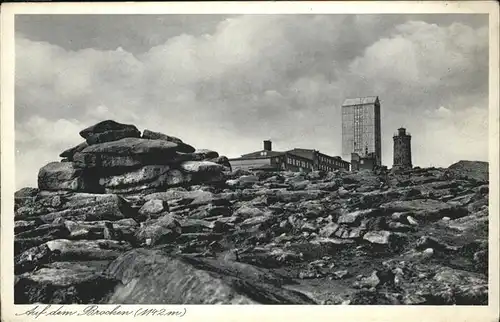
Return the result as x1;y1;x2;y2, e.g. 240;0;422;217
14;120;489;305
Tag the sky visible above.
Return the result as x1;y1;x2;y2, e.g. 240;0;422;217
15;14;489;189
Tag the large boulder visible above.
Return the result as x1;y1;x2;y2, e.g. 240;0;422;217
142;129;183;144
379;199;465;221
44;239;132;261
79;120;141;145
15;238;132;275
103;169;195;195
141;129;195;153
179;161;225;185
105;248;316;304
134;214;182;246
15;223;70;243
138;199;168;218
144;189;215;205
38;162;98;192
73;152;144;169
319;222;340;238
334;226;366;239
162;169;194;186
99;165;171;189
363;230;395;245
173;150;219;162
209;156;232;171
59;141;89;161
15;262;119;304
337;209;379;225
61;218;139;241
15;243;53;274
14;187;39;210
194;149;219;159
14;220;38;234
447;208;488;234
87;129;142;145
382;261;488;305
447;160;489;182
428;267;488;304
35;193;134;224
180;161;224;173
237;246;304;268
73;138;180;169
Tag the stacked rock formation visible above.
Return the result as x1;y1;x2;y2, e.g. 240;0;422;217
14;124;490;305
39;120;231;195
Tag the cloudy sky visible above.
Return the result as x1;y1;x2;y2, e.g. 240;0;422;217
15;14;489;189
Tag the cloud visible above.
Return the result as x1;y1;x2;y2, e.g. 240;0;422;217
347;21;488;110
15;117;84;188
414;105;489;167
14;15;489;189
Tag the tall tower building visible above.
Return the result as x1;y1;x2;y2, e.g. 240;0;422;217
341;96;382;166
393;127;412;170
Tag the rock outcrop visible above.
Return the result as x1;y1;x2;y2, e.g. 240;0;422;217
14;121;489;305
40;120;228;196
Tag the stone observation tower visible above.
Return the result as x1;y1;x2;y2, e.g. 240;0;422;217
393;127;412;170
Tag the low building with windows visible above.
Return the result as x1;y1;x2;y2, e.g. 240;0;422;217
229;140;350;172
350;152;377;171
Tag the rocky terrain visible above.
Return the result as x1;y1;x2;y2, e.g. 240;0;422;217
14;120;489;305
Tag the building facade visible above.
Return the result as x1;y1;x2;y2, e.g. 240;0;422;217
393;127;412;170
341;96;382;167
228;140;285;171
350;152;377;171
229;141;350;172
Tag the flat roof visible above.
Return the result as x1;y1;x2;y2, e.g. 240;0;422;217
342;96;379;107
230;150;350;164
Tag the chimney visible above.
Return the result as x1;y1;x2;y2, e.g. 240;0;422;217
398;128;406;136
263;140;272;151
